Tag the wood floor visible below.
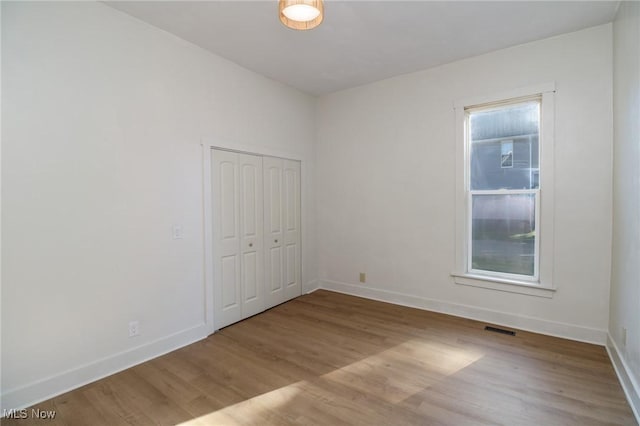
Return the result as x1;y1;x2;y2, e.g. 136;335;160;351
5;290;636;425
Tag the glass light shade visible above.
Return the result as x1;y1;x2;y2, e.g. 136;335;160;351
279;0;324;30
282;4;320;22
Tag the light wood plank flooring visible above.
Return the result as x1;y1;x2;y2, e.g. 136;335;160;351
4;290;636;425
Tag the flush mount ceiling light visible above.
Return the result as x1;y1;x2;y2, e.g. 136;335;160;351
279;0;324;31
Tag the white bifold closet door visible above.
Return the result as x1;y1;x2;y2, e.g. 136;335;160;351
212;149;301;330
212;150;264;329
264;157;301;308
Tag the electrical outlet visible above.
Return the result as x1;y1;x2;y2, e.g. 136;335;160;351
622;327;627;346
359;272;366;283
129;321;140;338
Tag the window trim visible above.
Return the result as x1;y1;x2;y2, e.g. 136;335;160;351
452;83;556;296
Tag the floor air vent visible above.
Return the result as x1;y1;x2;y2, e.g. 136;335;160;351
485;326;516;336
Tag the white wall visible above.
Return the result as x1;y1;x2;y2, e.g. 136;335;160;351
1;1;316;409
1;0;627;414
609;0;640;418
317;24;613;343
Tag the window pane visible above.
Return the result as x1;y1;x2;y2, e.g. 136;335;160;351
470;101;539;190
471;194;535;276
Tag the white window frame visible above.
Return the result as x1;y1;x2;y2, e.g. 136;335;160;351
452;83;556;298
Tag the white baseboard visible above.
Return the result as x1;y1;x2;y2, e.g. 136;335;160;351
606;334;640;423
1;323;209;413
319;280;607;345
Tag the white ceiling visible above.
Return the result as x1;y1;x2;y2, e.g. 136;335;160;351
106;1;620;95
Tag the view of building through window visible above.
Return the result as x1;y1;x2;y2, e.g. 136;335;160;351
468;100;540;277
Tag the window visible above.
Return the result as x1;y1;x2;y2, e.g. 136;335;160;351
469;99;540;279
453;84;555;297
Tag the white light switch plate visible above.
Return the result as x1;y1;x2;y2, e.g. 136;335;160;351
172;224;184;240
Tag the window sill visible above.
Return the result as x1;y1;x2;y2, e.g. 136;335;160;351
451;272;556;298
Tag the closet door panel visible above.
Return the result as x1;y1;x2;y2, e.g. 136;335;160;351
239;153;264;318
264;157;285;307
285;244;296;287
268;167;282;236
243;252;258;300
221;255;238;309
212;150;242;329
283;160;301;301
270;247;282;291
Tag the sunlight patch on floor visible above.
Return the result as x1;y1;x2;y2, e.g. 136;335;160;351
176;339;484;425
176;383;304;425
320;339;484;403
